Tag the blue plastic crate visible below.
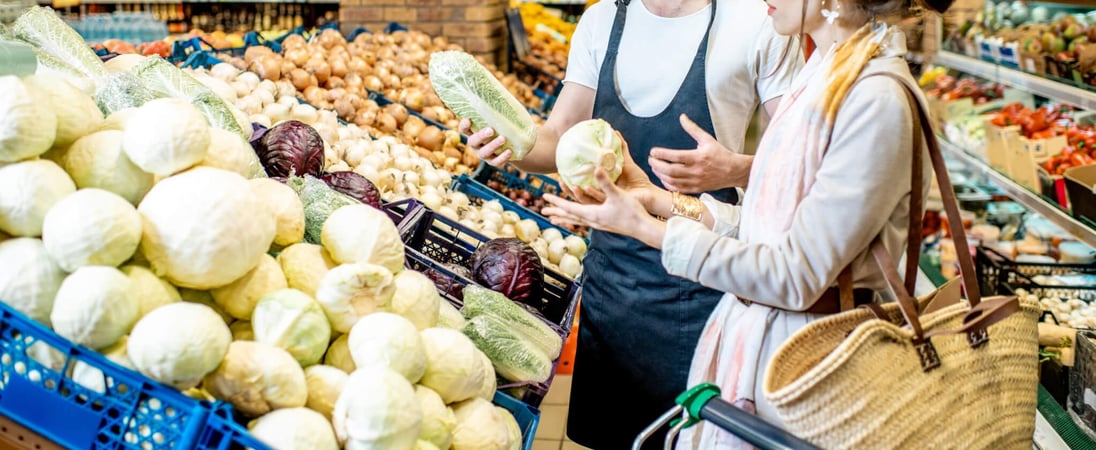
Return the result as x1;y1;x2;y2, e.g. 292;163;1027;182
404;246;569;408
452;173;587;243
0;304;215;450
192;406;272;450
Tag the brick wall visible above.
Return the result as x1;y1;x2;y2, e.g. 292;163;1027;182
339;0;509;67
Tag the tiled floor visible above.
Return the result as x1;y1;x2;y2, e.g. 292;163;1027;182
533;375;593;450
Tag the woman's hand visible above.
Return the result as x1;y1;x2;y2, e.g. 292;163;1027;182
459;118;511;167
543;169;666;248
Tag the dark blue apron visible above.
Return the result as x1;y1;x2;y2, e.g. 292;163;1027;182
566;1;732;448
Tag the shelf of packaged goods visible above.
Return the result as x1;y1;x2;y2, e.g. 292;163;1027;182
934;50;1096;112
937;135;1096;248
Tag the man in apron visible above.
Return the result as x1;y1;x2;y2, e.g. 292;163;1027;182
462;0;797;447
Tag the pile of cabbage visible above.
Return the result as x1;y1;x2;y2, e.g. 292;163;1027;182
0;9;526;450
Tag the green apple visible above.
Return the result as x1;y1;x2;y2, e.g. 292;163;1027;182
1069;36;1090;53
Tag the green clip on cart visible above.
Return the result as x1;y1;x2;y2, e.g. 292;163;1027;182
632;384;821;450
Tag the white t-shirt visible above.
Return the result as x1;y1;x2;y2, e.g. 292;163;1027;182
565;0;799;152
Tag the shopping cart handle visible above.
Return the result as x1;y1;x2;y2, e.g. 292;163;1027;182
698;398;822;450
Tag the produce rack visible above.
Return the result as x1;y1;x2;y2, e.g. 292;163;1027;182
452;173;586;242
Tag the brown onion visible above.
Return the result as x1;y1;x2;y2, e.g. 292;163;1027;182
402;88;425;112
420;107;439;122
364;75;384;92
290;68;312;91
327;76;346;90
384;103;409;126
417;126;444;152
403;115;426;138
375;112;398;134
334;98;355;121
383;74;401;89
354;108;377;127
330;58;349;79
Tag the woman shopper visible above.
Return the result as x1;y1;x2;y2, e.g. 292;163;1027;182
468;0;799;447
462;0;799;447
540;0;950;446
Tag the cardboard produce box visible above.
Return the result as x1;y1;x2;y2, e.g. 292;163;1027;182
1065;164;1096;225
1006;133;1068;192
984;120;1020;172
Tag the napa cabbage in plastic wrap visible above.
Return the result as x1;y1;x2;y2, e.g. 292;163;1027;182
95;71;155;116
460;285;562;359
130;57;248;139
13;6;107;80
428;51;537;160
0;39;37;77
462;314;552;384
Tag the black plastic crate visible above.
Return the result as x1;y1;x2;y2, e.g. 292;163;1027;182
453;172;588;242
398;206;581;337
976;246;1096;296
404;246;565;408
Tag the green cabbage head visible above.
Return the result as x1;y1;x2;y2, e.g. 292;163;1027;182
555;118;623;188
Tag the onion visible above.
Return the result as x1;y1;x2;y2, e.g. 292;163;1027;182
402;88;426;112
325;88;347;103
250;55;281;82
348;57;368;75
330;58;349;79
383;74;401;89
417;126;444;152
383;103;409;126
326;76;345;90
354;109;377;128
420;107;439;122
334;98;355;121
402;115;426;138
286;48;309;67
364;75;384;92
375;112;398;134
290;68;312;91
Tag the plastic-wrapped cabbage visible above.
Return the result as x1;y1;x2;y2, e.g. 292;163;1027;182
13;6;108;79
333;366;423;450
252;288;332;367
95;71;154;116
347;312;427;383
129;55;207;99
191;90;248;140
0;40;37;77
462;314;552;384
555;118;623;188
437;299;466;330
461;285;562;359
428;51;536;160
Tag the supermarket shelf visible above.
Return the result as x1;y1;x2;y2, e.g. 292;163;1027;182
934;51;1096;112
937;136;1096;248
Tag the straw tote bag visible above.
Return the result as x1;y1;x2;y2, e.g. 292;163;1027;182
763;74;1042;449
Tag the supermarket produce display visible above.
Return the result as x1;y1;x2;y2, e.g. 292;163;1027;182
0;5;592;449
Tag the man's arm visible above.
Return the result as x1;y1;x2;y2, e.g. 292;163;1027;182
464;82;596;174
